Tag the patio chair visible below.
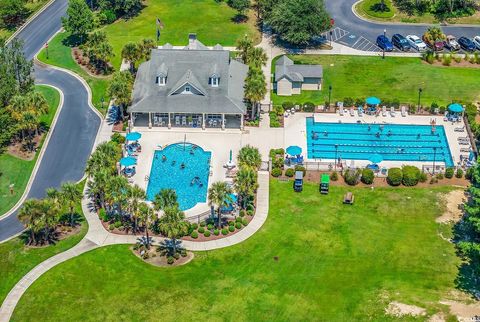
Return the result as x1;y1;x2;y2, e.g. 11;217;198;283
175;116;180;126
390;107;396;117
350;108;355;116
358;107;363;117
182;116;187;126
339;106;344;116
213;119;217;127
401;106;407;117
454;126;465;132
382;106;387;117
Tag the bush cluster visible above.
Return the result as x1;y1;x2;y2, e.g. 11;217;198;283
360;168;374;185
221;228;228;235
445;167;454;179
271;168;282;177
402;165;421;186
387;168;402;186
456;168;464;178
190;231;198;239
285;168;295;177
330;171;338;181
343;169;361;186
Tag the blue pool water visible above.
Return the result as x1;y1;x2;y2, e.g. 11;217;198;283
306;118;454;167
146;143;212;210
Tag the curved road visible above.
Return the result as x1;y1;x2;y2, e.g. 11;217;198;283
326;0;480;50
0;0;101;242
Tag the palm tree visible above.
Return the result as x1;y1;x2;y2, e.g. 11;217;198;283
121;42;140;73
236;34;253;63
86;141;120;177
247;47;268;69
234;167;258;209
18;199;44;244
238;145;262;170
87;168;111;209
39;199;60;243
139;38;156;61
423;26;446;51
126;184;146;233
60;182;82;226
108;71;134;111
105;175;129;216
138;202;156;249
153;188;178;211
208;181;233;228
244;67;267;119
158;206;189;256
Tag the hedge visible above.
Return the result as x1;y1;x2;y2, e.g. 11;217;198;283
343;169;361;186
387;168;403;186
361;168;374;185
445;167;454;179
285;168;295;177
402;165;420;186
456;168;464;178
271;168;282;177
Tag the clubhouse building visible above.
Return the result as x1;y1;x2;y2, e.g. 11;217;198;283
128;34;249;130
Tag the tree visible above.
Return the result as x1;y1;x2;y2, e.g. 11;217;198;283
234;166;258;209
105;175;129;215
18;199;44;245
244;67;267;119
247;47;268;69
85;141;120;177
84;30;114;71
236;34;253;64
238;145;262;170
62;0;95;43
126;184;145;233
108;71;133;109
121;42;140;73
228;0;251;18
0;0;27;28
252;0;276;19
423;26;446;51
158;206;189;256
60;182;82;226
99;0;142;18
208;181;233;228
138;38;156;61
138;202;156;249
267;0;331;46
153;189;179;211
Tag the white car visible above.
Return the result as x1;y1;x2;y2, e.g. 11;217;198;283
406;35;427;51
473;36;480;50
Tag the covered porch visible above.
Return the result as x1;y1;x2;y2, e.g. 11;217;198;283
131;112;244;130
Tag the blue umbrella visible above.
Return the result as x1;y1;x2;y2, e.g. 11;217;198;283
369;153;383;164
286;145;302;156
120;157;137;167
366;97;381;105
221;194;238;212
469;150;475;162
126;132;142;141
448;103;464;113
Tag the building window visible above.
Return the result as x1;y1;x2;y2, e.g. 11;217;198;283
211;77;219;87
185;85;191;92
157;76;166;86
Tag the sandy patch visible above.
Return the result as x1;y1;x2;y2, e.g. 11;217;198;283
386;301;427;317
440;300;480;322
428;312;446;322
436;190;466;223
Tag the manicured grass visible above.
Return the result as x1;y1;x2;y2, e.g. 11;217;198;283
37;32;109;115
12;181;461;321
356;0;395;19
0;0;50;40
0;180;87;305
272;55;480;107
0;85;60;216
102;0;260;68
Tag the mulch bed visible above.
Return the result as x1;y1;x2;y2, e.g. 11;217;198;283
422;59;480;69
70;48;112;78
25;224;82;249
131;247;195;267
112;121;124;132
7;134;44;161
182;215;254;242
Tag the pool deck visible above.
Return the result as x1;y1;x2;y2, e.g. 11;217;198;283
283;112;467;171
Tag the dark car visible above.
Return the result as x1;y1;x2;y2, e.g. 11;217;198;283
422;35;445;51
458;36;476;51
391;34;411;51
376;35;393;52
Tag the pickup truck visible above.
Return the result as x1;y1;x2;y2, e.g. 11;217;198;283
444;35;460;51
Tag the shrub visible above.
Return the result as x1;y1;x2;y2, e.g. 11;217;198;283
303;102;315;112
343;169;361;186
439;106;446;114
430;102;439;114
167;256;174;265
442;54;451;66
436;172;444;180
200;221;206;227
343;97;354;107
214;229;220;236
418;172;428;183
282;101;294;110
173;253;180;260
108;224;115;230
114;221;122;228
402;165;420;186
445;167;454;179
204;230;211;237
454;54;462;63
235;217;242;223
330;171;338;181
99;208;109;222
190;231;198;239
361;168;374;185
466;167;474;180
387;168;402;186
207;223;214;230
269;112;281;128
239;209;246;217
242;218;248;226
235;222;242;229
294;165;306;176
430;177;438;184
110;132;125;144
228;225;235;232
198;227;205;234
285;168;295;177
423;50;435;64
191;223;198;230
274;105;284;116
456;168;464;178
221;228;228;235
275;148;285;155
228;221;235;226
271;168;282;177
181;249;187;257
247;209;254;216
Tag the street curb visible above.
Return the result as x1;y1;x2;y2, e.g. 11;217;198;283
0;85;64;222
351;0;480;28
5;0;57;45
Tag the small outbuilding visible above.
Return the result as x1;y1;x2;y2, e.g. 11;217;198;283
274;55;323;96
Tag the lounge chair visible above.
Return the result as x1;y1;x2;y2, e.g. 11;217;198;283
358;107;363;117
339;106;344;116
390;106;396;117
382;106;387;117
454;127;465;132
458;136;469;141
350;108;355;117
459;141;470;146
182;116;187;126
460;148;470;152
401;106;407;117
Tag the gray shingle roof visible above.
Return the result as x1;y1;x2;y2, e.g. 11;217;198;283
274;55;323;82
128;38;248;115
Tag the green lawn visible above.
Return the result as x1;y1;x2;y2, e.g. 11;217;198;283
37;32;109;115
12;181;461;321
0;0;50;40
102;0;260;68
272;55;480;107
0;181;87;305
0;85;60;216
355;0;395;19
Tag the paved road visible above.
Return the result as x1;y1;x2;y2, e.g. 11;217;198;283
325;0;480;51
0;0;101;242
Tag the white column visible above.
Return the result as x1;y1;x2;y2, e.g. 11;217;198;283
202;113;206;130
240;114;244;130
148;112;152;128
221;113;225;130
168;112;172;129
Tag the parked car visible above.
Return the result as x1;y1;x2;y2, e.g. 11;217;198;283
376;35;393;51
406;35;427;51
444;35;460;51
422;35;445;51
473;36;480;50
391;34;411;51
458;37;476;51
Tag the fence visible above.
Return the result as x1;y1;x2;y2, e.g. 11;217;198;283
185;209;213;224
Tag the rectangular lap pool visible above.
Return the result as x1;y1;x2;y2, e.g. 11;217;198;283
306;118;454;167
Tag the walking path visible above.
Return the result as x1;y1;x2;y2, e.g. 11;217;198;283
0;172;269;321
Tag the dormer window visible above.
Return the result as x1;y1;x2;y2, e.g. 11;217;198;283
185;86;191;92
210;76;219;87
156;76;166;86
